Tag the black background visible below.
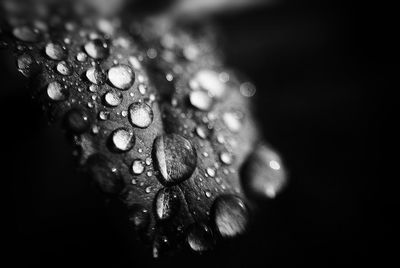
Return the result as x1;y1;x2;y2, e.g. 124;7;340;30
1;0;389;267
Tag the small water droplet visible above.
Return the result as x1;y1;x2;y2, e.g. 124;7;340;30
84;39;109;59
86;66;106;84
189;91;213;111
45;42;67;60
154;187;181;221
17;53;36;77
109;128;135;152
128;102;154;128
131;159;145;175
240;82;256;97
195;126;208;139
47;81;68;101
205;191;212;198
223;112;242;133
206;168;215;177
56;61;72;75
212;195;249;238
103;91;122;107
108;64;135;90
190;69;226;98
98;110;110;120
220;152;233;165
76;52;87;62
153;134;197;186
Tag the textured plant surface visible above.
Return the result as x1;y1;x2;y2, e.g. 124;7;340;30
0;0;287;260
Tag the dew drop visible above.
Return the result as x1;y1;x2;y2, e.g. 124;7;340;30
109;128;135;152
186;223;215;253
86;154;122;194
45;42;67;60
108;64;135;90
131;159;145;175
47;81;67;101
64;108;90;133
76;52;88;62
103;91;122;107
154;187;181;221
220;152;233;165
195;126;208;139
241;144;287;199
153;134;197;186
84;39;109;59
240;82;256;97
56;61;72;75
128;102;154;128
189;91;213;111
212;195;249;238
86;66;106;85
223;112;242;133
17;53;35;77
206;167;215;177
190;69;226;98
12;26;40;42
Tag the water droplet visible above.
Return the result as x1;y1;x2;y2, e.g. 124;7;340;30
154;187;181;221
17;53;36;77
189;91;213;111
56;61;72;75
195;126;208;139
128;205;150;231
212;195;249;238
240;82;256;97
47;81;68;101
109;128;135;152
86;154;122;194
220;152;233;165
86;66;106;84
186;223;215;253
241;144;287;199
223;112;242;133
103;91;122;107
108;64;135;90
206;168;215;177
153;134;197;186
64;109;90;133
131;159;145;175
128;102;154;128
205;191;212;198
190;70;226;98
12;26;41;42
76;52;87;62
98;110;110;120
84;39;109;59
45;42;67;60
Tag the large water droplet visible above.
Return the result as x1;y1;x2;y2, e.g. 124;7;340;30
12;26;41;42
154;187;181;221
128;204;150;232
109;128;135;152
190;69;226;98
108;64;135;90
86;154;122;194
56;61;72;75
103;91;122;107
241;144;287;199
128;102;154;128
86;66;106;85
45;42;67;60
189;91;213;111
153;134;197;186
212;195;249;238
84;39;109;59
219;151;233;165
47;81;68;101
64;109;90;134
186;223;215;253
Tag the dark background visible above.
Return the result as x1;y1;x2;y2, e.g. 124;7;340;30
2;0;389;267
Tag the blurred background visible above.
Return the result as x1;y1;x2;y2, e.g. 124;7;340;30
1;0;389;267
